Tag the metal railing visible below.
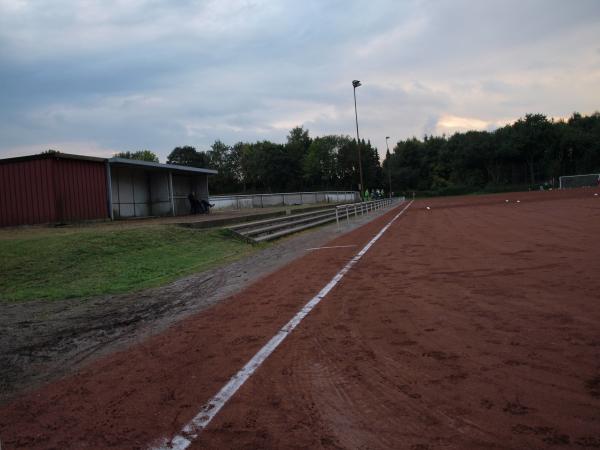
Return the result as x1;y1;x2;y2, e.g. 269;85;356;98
209;191;360;210
335;198;399;230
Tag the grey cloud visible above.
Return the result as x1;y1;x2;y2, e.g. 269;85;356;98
0;0;599;160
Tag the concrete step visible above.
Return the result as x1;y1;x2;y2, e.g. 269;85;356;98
228;199;396;243
229;207;337;233
253;215;339;242
242;210;337;238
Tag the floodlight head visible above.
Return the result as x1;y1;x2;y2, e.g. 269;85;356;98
352;80;361;88
386;136;390;139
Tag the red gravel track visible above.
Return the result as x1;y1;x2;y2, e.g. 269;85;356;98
1;189;599;449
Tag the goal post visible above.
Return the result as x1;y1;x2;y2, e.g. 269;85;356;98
559;173;600;189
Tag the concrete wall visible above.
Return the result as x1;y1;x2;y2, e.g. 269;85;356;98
211;195;254;210
209;191;359;211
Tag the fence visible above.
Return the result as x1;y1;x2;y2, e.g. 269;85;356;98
208;191;360;210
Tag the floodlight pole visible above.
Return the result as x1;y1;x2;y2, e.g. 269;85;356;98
386;136;392;198
352;80;364;200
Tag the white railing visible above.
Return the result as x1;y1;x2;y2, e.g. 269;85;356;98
334;197;402;230
209;191;360;210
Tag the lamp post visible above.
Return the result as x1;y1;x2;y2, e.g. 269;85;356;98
352;80;364;200
386;136;392;198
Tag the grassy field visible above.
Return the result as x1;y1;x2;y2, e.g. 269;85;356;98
0;226;258;302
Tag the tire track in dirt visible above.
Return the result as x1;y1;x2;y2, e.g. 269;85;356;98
292;209;499;449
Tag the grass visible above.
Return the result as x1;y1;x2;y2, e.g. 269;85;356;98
0;226;259;302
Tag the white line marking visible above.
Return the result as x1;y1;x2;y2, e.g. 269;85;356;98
152;200;414;450
305;245;357;251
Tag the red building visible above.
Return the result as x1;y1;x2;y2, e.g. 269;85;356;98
0;152;216;227
0;153;108;227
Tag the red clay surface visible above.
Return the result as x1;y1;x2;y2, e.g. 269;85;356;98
1;189;600;449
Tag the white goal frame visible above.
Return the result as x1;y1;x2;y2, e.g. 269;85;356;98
559;173;600;189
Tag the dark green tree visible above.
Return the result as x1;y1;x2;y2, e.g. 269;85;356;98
336;136;362;190
114;150;159;163
304;135;341;189
360;139;384;192
514;114;553;185
167;146;210;167
155;111;600;197
207;140;241;193
283;126;312;191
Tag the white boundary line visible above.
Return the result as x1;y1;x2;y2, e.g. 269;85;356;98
305;245;357;251
153;200;414;450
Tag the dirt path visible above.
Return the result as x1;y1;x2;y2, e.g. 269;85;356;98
0;205;393;404
1;190;599;449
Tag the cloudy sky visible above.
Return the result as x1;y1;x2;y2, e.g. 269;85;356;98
1;0;599;161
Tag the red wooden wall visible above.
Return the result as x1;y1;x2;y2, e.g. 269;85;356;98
52;159;108;222
0;157;108;227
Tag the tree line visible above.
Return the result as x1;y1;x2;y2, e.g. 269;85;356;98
118;127;383;194
115;112;600;196
385;112;600;196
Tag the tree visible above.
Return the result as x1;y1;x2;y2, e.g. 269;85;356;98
284;126;312;191
360;139;383;192
304;135;340;189
229;142;247;191
392;138;426;191
239;142;261;191
287;126;311;150
336;136;362;190
257;141;289;191
512;114;553;186
114;150;159;162
133;110;600;197
208;140;241;194
166;146;210;167
565;112;600;174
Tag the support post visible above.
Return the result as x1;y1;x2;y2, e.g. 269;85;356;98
169;171;175;216
131;170;136;218
105;161;114;220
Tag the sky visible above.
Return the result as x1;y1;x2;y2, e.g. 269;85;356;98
1;0;599;162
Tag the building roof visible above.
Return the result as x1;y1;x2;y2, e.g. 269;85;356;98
0;152;106;165
108;157;218;175
0;152;218;175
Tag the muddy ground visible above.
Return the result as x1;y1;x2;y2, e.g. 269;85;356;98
0;206;391;404
1;190;599;450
